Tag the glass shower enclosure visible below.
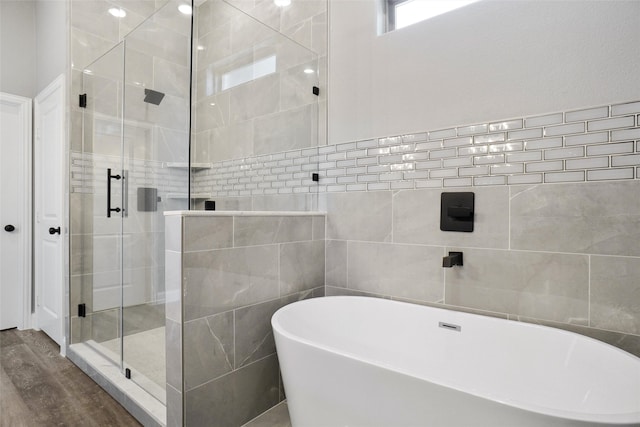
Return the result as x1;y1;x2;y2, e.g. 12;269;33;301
69;0;326;423
71;0;192;405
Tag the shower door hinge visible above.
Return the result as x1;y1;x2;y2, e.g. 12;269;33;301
79;93;87;108
312;86;319;96
78;303;86;318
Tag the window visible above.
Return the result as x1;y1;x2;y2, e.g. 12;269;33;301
386;0;480;32
220;55;277;91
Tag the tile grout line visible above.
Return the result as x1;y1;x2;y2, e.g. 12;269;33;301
233;310;236;371
587;254;591;328
508;185;511;251
346;240;350;290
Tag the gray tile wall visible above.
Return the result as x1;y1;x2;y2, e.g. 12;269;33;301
69;0;193;347
165;214;182;426
194;100;640;358
69;151;187;345
324;180;640;356
165;213;325;427
192;0;327;165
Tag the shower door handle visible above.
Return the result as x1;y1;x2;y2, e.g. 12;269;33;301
107;168;122;217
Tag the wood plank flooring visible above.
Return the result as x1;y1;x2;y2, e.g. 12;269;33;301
0;328;140;427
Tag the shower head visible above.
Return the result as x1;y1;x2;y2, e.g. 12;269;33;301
144;89;165;106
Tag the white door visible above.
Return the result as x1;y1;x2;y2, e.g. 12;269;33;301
0;92;32;331
34;75;66;347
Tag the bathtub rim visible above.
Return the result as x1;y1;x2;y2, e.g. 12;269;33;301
272;296;640;425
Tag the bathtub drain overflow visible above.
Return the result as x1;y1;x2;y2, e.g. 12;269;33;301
439;322;462;332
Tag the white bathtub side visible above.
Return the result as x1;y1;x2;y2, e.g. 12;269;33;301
274;329;619;427
272;296;640;426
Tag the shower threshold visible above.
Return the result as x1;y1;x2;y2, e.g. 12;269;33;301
97;327;167;404
68;342;166;427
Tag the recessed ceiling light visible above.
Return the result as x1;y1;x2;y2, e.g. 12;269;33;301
178;4;192;15
274;0;291;7
197;45;205;51
108;7;126;18
303;68;314;74
209;102;216;106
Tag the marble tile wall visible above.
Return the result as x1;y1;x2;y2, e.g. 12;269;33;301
165;214;183;426
193;100;640;357
323;181;640;356
69;150;189;345
192;0;327;165
70;0;191;162
69;0;192;345
165;212;325;427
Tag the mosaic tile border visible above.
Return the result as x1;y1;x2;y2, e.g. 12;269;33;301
70;152;189;195
188;100;640;197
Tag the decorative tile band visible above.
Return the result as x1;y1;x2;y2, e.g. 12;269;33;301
194;100;640;197
70;151;189;196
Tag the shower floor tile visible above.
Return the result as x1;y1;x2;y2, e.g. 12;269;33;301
100;326;166;399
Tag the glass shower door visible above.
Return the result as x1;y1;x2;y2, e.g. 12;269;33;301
76;0;192;405
79;42;126;369
120;0;192;403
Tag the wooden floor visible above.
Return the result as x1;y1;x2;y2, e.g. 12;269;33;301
0;328;140;427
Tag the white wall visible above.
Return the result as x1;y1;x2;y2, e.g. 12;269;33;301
328;0;640;144
0;1;36;97
0;0;68;97
36;0;68;93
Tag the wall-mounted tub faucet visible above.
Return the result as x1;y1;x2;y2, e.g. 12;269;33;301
443;251;463;268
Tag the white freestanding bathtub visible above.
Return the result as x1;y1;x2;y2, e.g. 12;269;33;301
272;296;640;427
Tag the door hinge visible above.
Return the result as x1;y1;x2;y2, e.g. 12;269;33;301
79;94;87;108
312;86;319;96
78;303;86;317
